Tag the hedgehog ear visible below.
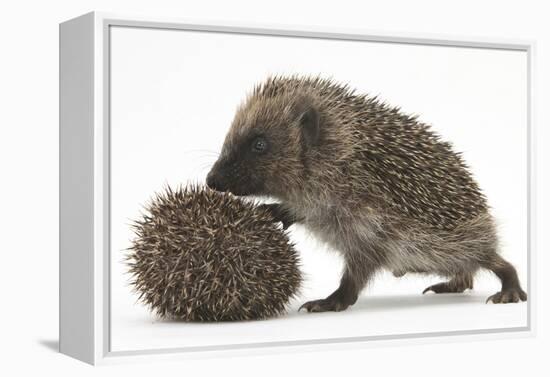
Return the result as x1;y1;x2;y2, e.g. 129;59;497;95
299;107;320;147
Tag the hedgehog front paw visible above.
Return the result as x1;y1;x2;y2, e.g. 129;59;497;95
259;204;297;230
486;288;527;304
299;297;349;313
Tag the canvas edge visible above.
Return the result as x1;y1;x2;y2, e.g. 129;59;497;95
526;40;537;337
98;10;534;50
59;11;97;365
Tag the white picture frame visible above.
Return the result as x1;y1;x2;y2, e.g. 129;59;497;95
59;11;536;365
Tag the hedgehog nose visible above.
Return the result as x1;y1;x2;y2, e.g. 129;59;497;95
206;171;224;192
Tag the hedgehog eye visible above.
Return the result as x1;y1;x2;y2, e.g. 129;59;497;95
251;137;267;153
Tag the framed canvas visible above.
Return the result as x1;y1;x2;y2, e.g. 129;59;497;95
59;11;536;365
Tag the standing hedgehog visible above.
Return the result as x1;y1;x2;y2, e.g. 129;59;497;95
206;75;527;312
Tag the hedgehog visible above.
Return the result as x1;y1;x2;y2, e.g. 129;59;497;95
206;75;527;312
126;184;301;321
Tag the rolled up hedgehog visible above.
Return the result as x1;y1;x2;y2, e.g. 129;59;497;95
126;184;301;321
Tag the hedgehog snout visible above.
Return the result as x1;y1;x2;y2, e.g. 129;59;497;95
206;169;227;192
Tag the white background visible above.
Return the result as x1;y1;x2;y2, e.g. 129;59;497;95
110;26;527;352
0;0;548;376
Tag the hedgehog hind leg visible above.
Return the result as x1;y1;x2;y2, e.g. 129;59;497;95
481;254;527;304
422;272;474;295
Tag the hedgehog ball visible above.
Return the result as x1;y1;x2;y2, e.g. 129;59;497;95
127;185;301;321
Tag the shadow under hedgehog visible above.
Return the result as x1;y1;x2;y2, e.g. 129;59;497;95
206;75;527;312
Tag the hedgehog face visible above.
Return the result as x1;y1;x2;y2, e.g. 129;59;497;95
206;128;274;196
207;93;320;199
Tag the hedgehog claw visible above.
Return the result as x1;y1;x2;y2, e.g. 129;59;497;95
422;279;471;295
486;288;527;304
299;298;348;313
422;282;458;294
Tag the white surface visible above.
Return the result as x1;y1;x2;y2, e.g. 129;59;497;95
1;0;548;375
109;24;527;352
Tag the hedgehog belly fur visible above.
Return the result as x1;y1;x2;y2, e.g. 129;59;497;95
382;211;498;277
300;201;497;278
